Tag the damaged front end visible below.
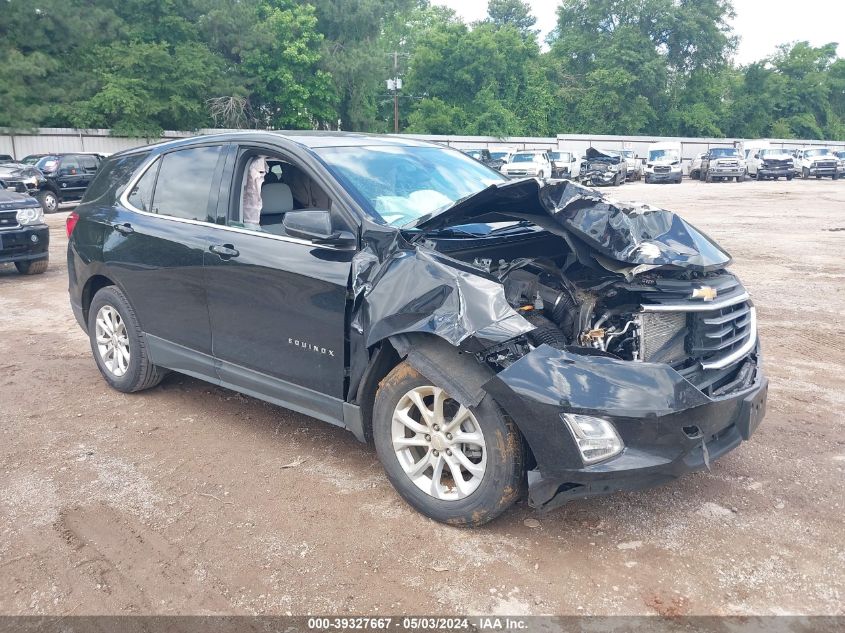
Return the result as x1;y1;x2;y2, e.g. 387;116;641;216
352;179;767;512
580;147;624;186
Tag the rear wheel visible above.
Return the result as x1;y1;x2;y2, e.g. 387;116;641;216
802;167;810;179
88;286;167;393
373;362;524;527
15;258;48;275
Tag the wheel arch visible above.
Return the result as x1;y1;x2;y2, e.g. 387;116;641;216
354;332;531;469
81;274;117;328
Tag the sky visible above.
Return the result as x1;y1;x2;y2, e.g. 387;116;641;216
431;0;843;64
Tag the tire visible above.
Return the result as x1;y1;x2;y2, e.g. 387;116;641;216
644;175;651;184
36;190;59;213
787;176;793;181
87;285;167;393
15;258;48;275
690;170;699;180
802;167;809;179
756;171;763;181
373;361;524;527
705;171;712;183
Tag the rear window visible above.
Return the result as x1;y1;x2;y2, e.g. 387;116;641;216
81;152;150;205
151;146;224;221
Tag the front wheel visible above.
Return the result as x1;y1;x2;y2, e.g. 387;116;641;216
802;168;809;179
36;190;59;213
88;286;167;393
15;258;49;275
373;362;524;527
705;171;713;183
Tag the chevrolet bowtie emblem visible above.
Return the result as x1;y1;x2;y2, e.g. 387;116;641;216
692;286;718;301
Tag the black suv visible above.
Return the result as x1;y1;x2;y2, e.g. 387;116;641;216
20;153;103;212
67;132;767;526
0;183;49;274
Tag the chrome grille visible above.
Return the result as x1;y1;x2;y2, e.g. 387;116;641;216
634;274;756;371
816;160;836;169
654;166;671;173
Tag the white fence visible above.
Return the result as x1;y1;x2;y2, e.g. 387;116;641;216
2;127;844;162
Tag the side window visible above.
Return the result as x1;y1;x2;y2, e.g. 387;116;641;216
232;150;335;236
79;155;99;172
127;159;159;212
61;156;80;174
152;146;223;221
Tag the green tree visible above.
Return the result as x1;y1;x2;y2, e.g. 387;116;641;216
486;0;537;34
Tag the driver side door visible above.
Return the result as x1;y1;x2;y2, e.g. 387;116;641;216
203;145;355;423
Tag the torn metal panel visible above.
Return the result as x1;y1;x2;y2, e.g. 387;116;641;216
352;240;533;349
408;179;731;272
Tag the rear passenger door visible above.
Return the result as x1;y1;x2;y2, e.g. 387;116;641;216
106;143;231;376
203;146;354;414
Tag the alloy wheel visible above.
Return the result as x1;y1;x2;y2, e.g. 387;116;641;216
390;386;487;501
95;305;130;377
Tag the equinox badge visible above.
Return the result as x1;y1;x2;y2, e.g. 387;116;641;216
691;286;718;302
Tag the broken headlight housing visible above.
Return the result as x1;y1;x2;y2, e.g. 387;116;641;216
562;414;624;464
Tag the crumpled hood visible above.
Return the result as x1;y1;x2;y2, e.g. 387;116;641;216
409;179;731;272
584;147;622;164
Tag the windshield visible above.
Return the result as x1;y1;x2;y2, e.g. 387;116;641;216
490;151;509;161
649;149;679;162
710;148;739;158
511;153;539;163
20;155;44;165
464;150;482;159
622;150;635;158
34;155;59;171
759;149;786;157
315;145;506;227
804;149;831;157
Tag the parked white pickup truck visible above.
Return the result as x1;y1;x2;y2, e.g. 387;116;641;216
746;147;796;180
794;147;840;180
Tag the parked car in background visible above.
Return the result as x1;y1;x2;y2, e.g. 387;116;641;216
794;148;840;180
746;148;795;180
20;153;104;211
689;153;706;180
700;147;746;182
644;142;682;184
489;148;515;170
548;150;581;180
0;154;14;163
835;151;845;173
0;163;47;197
620;149;643;181
580;148;626;186
0;182;49;274
500;150;552;179
66;132;767;526
462;148;505;171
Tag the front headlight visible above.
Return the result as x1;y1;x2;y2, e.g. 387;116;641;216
562;414;624;464
608;164;618;172
16;205;45;226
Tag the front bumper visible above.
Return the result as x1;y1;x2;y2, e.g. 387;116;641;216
708;166;745;176
583;170;619;185
646;170;681;182
807;165;837;176
759;166;795;177
484;344;767;512
0;225;49;264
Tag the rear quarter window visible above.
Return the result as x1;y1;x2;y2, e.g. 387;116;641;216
81;152;150;205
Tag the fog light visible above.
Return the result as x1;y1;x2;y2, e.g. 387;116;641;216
561;414;624;464
31;235;38;243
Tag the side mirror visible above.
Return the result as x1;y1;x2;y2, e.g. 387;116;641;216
282;209;356;247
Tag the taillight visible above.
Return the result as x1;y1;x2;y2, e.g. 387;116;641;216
66;211;79;238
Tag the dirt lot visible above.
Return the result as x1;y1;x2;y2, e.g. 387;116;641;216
1;178;844;617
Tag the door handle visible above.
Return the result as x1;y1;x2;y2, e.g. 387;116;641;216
209;243;240;259
113;222;134;235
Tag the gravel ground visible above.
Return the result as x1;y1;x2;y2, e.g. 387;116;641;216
1;178;843;616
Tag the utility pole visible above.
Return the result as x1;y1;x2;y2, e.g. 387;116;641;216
386;52;403;134
393;51;399;134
